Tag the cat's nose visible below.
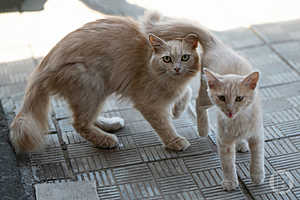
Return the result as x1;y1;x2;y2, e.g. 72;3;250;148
174;67;181;73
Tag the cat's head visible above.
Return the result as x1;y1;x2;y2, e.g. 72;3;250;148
204;69;259;119
148;33;200;80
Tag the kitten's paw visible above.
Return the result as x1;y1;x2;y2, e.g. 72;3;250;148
251;170;265;184
222;180;239;191
97;134;119;149
166;137;190;151
236;141;249;153
95;117;125;132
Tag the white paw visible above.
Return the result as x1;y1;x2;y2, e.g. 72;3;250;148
236;141;249;153
251;169;265;184
96;117;125;132
222;179;239;191
165;136;190;151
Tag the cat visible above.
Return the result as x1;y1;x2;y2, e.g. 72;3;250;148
141;11;264;190
10;16;200;153
204;69;264;191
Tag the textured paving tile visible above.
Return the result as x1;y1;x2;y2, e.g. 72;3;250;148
238;45;300;87
214;27;263;49
35;181;99;200
272;41;300;73
252;19;300;43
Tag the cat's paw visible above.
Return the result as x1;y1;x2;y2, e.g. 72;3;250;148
198;126;209;137
222;179;239;191
95;117;125;132
236;141;249;153
251;169;265;184
97;134;119;149
172;104;184;119
166;137;190;151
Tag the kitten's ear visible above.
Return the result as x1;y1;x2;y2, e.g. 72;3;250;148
183;33;199;49
148;34;167;52
242;71;259;90
203;68;220;89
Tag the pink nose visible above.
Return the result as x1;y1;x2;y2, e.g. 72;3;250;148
174;67;181;72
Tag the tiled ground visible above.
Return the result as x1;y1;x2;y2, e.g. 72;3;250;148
1;12;300;200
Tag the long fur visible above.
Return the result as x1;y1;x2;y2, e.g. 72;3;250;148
10;16;200;153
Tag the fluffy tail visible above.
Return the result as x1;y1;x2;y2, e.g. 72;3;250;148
140;11;217;49
10;73;50;153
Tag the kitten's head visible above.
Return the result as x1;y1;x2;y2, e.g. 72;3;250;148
204;69;259;119
148;33;200;80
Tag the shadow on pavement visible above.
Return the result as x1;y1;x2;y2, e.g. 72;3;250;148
0;0;47;13
79;0;145;18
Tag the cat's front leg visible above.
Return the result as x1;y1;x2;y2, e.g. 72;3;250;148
172;86;192;119
249;136;265;184
137;106;190;151
196;77;212;137
218;140;239;191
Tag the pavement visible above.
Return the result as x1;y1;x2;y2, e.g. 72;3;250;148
1;0;300;200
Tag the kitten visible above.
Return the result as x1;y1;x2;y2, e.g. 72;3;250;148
141;11;265;190
10;16;200;153
204;69;264;191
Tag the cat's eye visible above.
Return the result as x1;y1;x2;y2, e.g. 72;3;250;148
235;96;244;102
181;54;190;62
162;56;172;63
218;95;226;102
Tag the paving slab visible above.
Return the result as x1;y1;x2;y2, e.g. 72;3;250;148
35;181;99;200
252;19;300;43
214;27;264;49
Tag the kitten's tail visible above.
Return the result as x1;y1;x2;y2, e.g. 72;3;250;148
10;68;50;153
140;11;217;49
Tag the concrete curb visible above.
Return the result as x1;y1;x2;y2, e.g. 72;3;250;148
0;100;28;200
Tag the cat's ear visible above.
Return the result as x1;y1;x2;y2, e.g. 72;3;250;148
183;33;199;49
203;68;220;89
148;34;167;52
242;71;259;90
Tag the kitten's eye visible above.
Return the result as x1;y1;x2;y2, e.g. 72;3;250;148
235;96;244;102
162;56;172;63
181;54;190;62
218;95;226;102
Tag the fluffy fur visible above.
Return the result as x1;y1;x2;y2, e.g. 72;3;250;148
141;11;264;191
10;16;201;153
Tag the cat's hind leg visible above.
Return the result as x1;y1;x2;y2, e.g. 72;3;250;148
67;93;119;148
172;86;192;119
95;116;125;132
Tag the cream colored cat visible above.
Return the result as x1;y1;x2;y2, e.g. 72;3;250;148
141;11;265;190
204;69;264;191
10;16;200;153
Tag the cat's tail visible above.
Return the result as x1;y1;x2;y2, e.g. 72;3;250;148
10;69;50;153
140;11;217;49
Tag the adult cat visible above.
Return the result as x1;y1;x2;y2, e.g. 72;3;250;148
10;16;200;153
